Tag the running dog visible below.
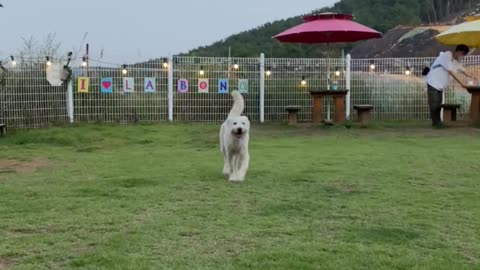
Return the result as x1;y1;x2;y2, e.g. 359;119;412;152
219;91;250;182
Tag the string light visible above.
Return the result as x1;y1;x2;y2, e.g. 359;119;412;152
81;57;88;68
162;58;169;69
335;67;341;77
369;60;375;71
301;76;307;86
199;66;205;76
10;56;16;67
122;65;128;75
46;56;52;67
265;67;271;77
405;66;411;76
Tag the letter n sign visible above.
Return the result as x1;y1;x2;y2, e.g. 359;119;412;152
218;79;228;94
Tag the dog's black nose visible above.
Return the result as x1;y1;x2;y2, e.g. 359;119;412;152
237;128;243;134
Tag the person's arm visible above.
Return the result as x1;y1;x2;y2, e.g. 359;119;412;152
443;53;468;88
460;69;474;78
448;70;468;88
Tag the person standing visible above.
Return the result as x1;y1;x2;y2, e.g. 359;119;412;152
426;44;474;127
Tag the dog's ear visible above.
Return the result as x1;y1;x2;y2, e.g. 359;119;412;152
240;116;250;124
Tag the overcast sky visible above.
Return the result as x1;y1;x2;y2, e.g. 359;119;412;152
0;0;337;64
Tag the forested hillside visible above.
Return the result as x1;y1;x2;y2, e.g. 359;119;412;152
184;0;477;58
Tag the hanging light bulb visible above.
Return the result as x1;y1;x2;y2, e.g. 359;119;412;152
405;66;411;76
162;58;169;69
265;67;271;77
199;66;205;76
81;57;87;68
335;67;341;77
301;76;307;86
369;60;375;71
122;65;128;75
46;56;52;67
10;56;16;67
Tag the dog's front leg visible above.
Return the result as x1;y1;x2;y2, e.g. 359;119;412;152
223;151;230;179
228;153;238;181
236;152;249;182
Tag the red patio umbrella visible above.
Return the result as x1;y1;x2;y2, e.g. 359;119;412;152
273;13;382;44
273;13;382;121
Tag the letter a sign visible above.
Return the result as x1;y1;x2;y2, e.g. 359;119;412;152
144;77;156;93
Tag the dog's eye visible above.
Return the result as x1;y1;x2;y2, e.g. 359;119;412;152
233;122;237;125
242;122;245;125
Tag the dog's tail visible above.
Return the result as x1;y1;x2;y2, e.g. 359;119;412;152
228;90;244;118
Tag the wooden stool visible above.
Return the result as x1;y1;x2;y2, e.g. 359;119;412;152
353;105;374;127
285;106;301;125
441;104;461;123
0;124;6;136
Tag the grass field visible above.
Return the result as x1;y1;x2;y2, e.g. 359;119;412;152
0;123;479;270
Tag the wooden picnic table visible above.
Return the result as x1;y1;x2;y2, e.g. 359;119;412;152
309;90;348;124
466;86;480;124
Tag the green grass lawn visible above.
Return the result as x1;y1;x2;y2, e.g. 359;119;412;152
0;123;479;270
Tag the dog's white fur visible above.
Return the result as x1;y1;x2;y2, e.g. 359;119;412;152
220;91;250;182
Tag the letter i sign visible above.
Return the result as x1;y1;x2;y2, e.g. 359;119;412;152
78;77;89;93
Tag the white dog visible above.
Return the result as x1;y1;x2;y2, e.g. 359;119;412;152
220;91;250;182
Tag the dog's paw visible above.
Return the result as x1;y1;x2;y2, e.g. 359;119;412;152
229;177;244;183
223;168;230;180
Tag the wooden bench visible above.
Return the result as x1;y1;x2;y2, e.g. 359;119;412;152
441;104;461;123
0;124;6;136
285;106;301;125
353;105;374;127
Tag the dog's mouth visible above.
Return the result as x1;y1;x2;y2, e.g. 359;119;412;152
233;128;244;138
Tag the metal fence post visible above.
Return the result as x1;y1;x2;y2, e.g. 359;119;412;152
441;90;445;121
67;80;74;123
260;53;265;123
168;55;174;122
346;54;351;119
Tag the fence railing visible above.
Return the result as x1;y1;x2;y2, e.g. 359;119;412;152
0;54;476;128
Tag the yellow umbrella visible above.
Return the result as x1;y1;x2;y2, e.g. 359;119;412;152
464;15;480;22
435;20;480;48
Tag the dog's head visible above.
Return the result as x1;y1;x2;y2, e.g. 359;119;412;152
228;116;250;139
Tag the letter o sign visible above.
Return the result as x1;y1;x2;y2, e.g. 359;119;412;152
198;79;209;93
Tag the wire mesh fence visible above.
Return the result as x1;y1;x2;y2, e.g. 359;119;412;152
72;59;169;124
0;58;68;128
0;54;478;128
265;57;346;122
350;57;472;120
172;56;260;122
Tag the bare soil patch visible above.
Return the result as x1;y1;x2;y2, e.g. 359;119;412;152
0;259;14;270
0;158;51;174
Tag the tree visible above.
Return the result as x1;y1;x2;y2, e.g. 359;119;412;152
16;34;62;67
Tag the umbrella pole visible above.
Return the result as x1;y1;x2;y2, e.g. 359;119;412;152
326;44;331;121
